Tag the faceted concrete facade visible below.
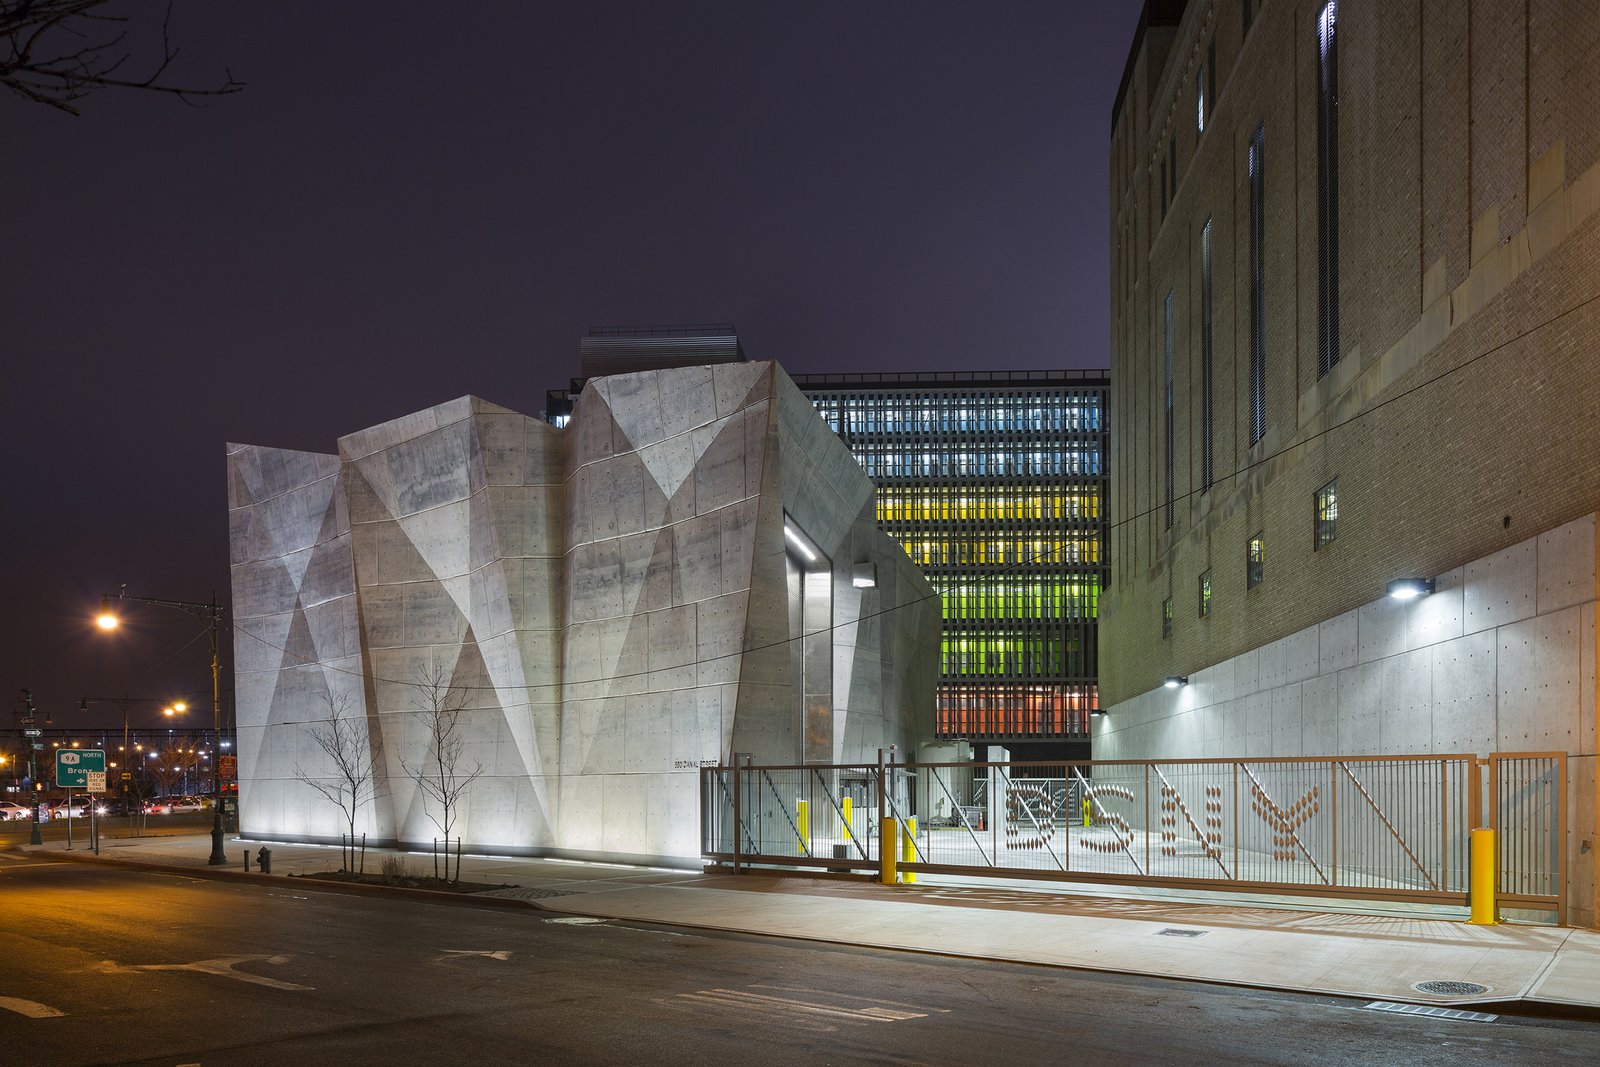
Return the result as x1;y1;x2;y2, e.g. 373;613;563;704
228;362;939;864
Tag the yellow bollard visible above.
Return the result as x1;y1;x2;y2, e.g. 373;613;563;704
797;799;810;853
880;817;899;884
842;796;854;842
901;817;918;883
1468;826;1499;925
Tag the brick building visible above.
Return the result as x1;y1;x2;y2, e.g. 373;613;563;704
1102;0;1600;925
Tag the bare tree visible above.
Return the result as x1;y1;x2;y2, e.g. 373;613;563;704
2;0;242;114
401;665;484;882
294;690;383;873
146;739;200;801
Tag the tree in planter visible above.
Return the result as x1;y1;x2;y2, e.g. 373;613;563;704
400;665;483;882
293;690;382;873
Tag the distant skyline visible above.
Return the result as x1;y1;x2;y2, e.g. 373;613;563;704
5;1;1141;730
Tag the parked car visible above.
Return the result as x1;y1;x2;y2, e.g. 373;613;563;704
146;796;205;815
96;797;141;817
49;799;90;819
0;801;35;821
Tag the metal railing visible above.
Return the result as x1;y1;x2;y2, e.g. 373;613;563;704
701;753;1555;908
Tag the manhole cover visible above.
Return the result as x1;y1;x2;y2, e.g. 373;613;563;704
1412;981;1490;997
1155;928;1207;938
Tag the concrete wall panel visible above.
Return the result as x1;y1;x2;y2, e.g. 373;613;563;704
1464;540;1538;636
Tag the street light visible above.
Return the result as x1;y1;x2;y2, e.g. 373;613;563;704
95;588;229;866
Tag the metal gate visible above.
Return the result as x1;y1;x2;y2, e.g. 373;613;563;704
702;751;1569;919
1489;752;1566;924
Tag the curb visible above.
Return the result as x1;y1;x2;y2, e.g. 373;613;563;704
34;846;558;914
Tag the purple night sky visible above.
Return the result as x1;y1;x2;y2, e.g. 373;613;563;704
4;1;1141;731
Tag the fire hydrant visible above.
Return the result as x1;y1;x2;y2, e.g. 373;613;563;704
256;846;272;874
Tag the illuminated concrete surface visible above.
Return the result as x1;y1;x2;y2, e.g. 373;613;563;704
227;362;939;864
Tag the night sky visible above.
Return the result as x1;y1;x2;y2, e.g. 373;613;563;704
6;1;1141;731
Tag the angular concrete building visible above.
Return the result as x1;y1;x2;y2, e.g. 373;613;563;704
227;362;939;864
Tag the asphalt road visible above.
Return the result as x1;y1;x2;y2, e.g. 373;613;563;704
2;855;1597;1066
0;811;215;846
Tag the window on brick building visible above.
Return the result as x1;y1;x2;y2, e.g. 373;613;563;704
1198;570;1213;617
1315;480;1339;549
1198;39;1216;134
1248;123;1267;444
1168;135;1177;207
1316;1;1341;378
1163;290;1175;529
1247;533;1265;588
1200;218;1214;490
1162;597;1173;638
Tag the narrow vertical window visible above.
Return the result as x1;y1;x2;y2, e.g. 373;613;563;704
1168;136;1177;207
1316;1;1341;377
1163;290;1175;529
1196;67;1206;133
1248;124;1267;445
1162;597;1174;638
1315;480;1339;549
1244;0;1254;33
1198;570;1213;617
1200;218;1214;490
1247;533;1265;588
1208;38;1217;114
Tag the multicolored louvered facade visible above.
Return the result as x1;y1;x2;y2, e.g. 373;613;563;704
792;371;1109;749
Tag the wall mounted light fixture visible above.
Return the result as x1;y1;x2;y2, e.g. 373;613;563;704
1386;577;1435;601
1163;675;1188;689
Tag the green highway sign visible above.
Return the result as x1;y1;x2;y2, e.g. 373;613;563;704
55;749;106;789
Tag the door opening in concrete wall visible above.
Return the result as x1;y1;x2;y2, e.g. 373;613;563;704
784;515;833;763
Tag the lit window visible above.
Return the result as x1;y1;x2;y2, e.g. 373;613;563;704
1247;533;1265;588
1161;598;1174;639
1315;480;1339;549
1198;571;1212;617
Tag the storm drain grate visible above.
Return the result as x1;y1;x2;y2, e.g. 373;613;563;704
1412;981;1491;997
1155;928;1208;938
1364;1001;1498;1023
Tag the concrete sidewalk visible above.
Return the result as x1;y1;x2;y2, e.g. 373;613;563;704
21;829;1600;1018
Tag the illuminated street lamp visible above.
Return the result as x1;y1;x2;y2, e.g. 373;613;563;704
95;589;229;866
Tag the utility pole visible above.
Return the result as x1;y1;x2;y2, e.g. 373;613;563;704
19;688;45;845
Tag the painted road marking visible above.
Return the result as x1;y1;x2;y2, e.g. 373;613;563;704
544;917;608;925
435;949;513;962
673;987;928;1023
100;954;313;991
0;996;67;1018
